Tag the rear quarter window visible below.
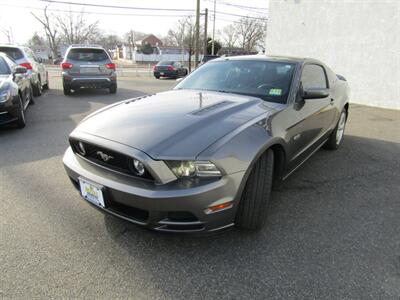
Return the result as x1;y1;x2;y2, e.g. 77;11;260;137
67;48;109;62
0;47;24;60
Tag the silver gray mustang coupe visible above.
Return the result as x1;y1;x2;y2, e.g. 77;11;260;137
63;55;350;233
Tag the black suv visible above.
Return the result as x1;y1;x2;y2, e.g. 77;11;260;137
61;45;117;95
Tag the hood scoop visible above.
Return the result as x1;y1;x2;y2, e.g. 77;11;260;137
190;100;233;116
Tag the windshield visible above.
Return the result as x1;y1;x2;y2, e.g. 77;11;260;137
0;47;24;60
157;61;174;65
67;48;109;62
175;60;295;104
0;57;11;74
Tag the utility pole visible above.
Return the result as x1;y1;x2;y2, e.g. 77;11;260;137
203;8;208;56
181;21;185;65
194;0;200;68
211;0;216;55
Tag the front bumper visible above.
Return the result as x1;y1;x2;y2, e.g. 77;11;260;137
63;147;245;233
0;96;20;125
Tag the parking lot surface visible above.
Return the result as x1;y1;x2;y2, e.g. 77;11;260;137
1;73;399;299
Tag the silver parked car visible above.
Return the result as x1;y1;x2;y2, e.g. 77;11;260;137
0;45;49;97
63;55;350;233
61;45;117;95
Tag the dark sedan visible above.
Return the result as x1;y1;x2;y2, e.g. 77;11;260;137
0;52;33;128
63;55;349;233
153;61;188;79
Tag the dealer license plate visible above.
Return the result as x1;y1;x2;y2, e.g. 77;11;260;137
79;178;105;207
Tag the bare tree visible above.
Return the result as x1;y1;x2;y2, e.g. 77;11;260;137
1;27;13;44
123;30;146;59
31;6;59;58
167;17;201;71
28;32;46;52
95;34;121;51
235;17;266;53
56;11;99;45
219;24;237;54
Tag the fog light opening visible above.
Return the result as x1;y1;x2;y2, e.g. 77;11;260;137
205;201;233;214
77;141;86;156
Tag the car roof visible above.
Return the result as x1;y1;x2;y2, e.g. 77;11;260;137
0;44;24;50
212;54;323;65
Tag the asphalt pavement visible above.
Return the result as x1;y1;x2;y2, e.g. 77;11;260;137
1;72;399;299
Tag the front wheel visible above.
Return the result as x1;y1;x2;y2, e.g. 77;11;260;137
235;149;274;230
323;109;347;150
15;95;26;129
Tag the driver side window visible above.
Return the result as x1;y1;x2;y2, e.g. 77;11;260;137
301;64;328;89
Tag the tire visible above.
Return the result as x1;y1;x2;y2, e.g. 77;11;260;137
155;75;160;79
15;95;26;129
109;84;117;94
235;149;274;230
43;74;49;90
33;78;42;97
63;84;72;96
323;109;347;150
28;86;35;105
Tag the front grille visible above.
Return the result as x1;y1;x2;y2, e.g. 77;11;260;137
107;198;149;223
0;112;15;124
70;139;154;181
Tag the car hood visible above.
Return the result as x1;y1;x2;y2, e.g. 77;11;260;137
74;90;277;159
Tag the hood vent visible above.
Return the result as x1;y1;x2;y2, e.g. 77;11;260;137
190;100;233;116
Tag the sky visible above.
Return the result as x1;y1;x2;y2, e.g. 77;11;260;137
0;0;269;44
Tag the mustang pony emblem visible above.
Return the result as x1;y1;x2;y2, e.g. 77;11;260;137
96;151;114;162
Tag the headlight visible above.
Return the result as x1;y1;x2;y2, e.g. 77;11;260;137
0;90;10;103
166;161;221;178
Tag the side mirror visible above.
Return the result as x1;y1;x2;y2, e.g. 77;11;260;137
302;88;329;99
14;66;28;74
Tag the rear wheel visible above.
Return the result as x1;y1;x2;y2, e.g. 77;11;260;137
63;84;72;95
324;109;347;150
109;84;117;94
235;149;274;230
43;73;49;90
33;78;42;96
28;86;35;105
15;95;26;129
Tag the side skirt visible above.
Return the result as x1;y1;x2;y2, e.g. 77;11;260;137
282;138;328;180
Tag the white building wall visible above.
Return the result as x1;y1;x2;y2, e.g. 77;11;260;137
266;0;400;110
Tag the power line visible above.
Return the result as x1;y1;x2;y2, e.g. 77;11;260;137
38;0;195;12
210;10;266;20
203;0;268;12
0;3;195;17
36;0;266;20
